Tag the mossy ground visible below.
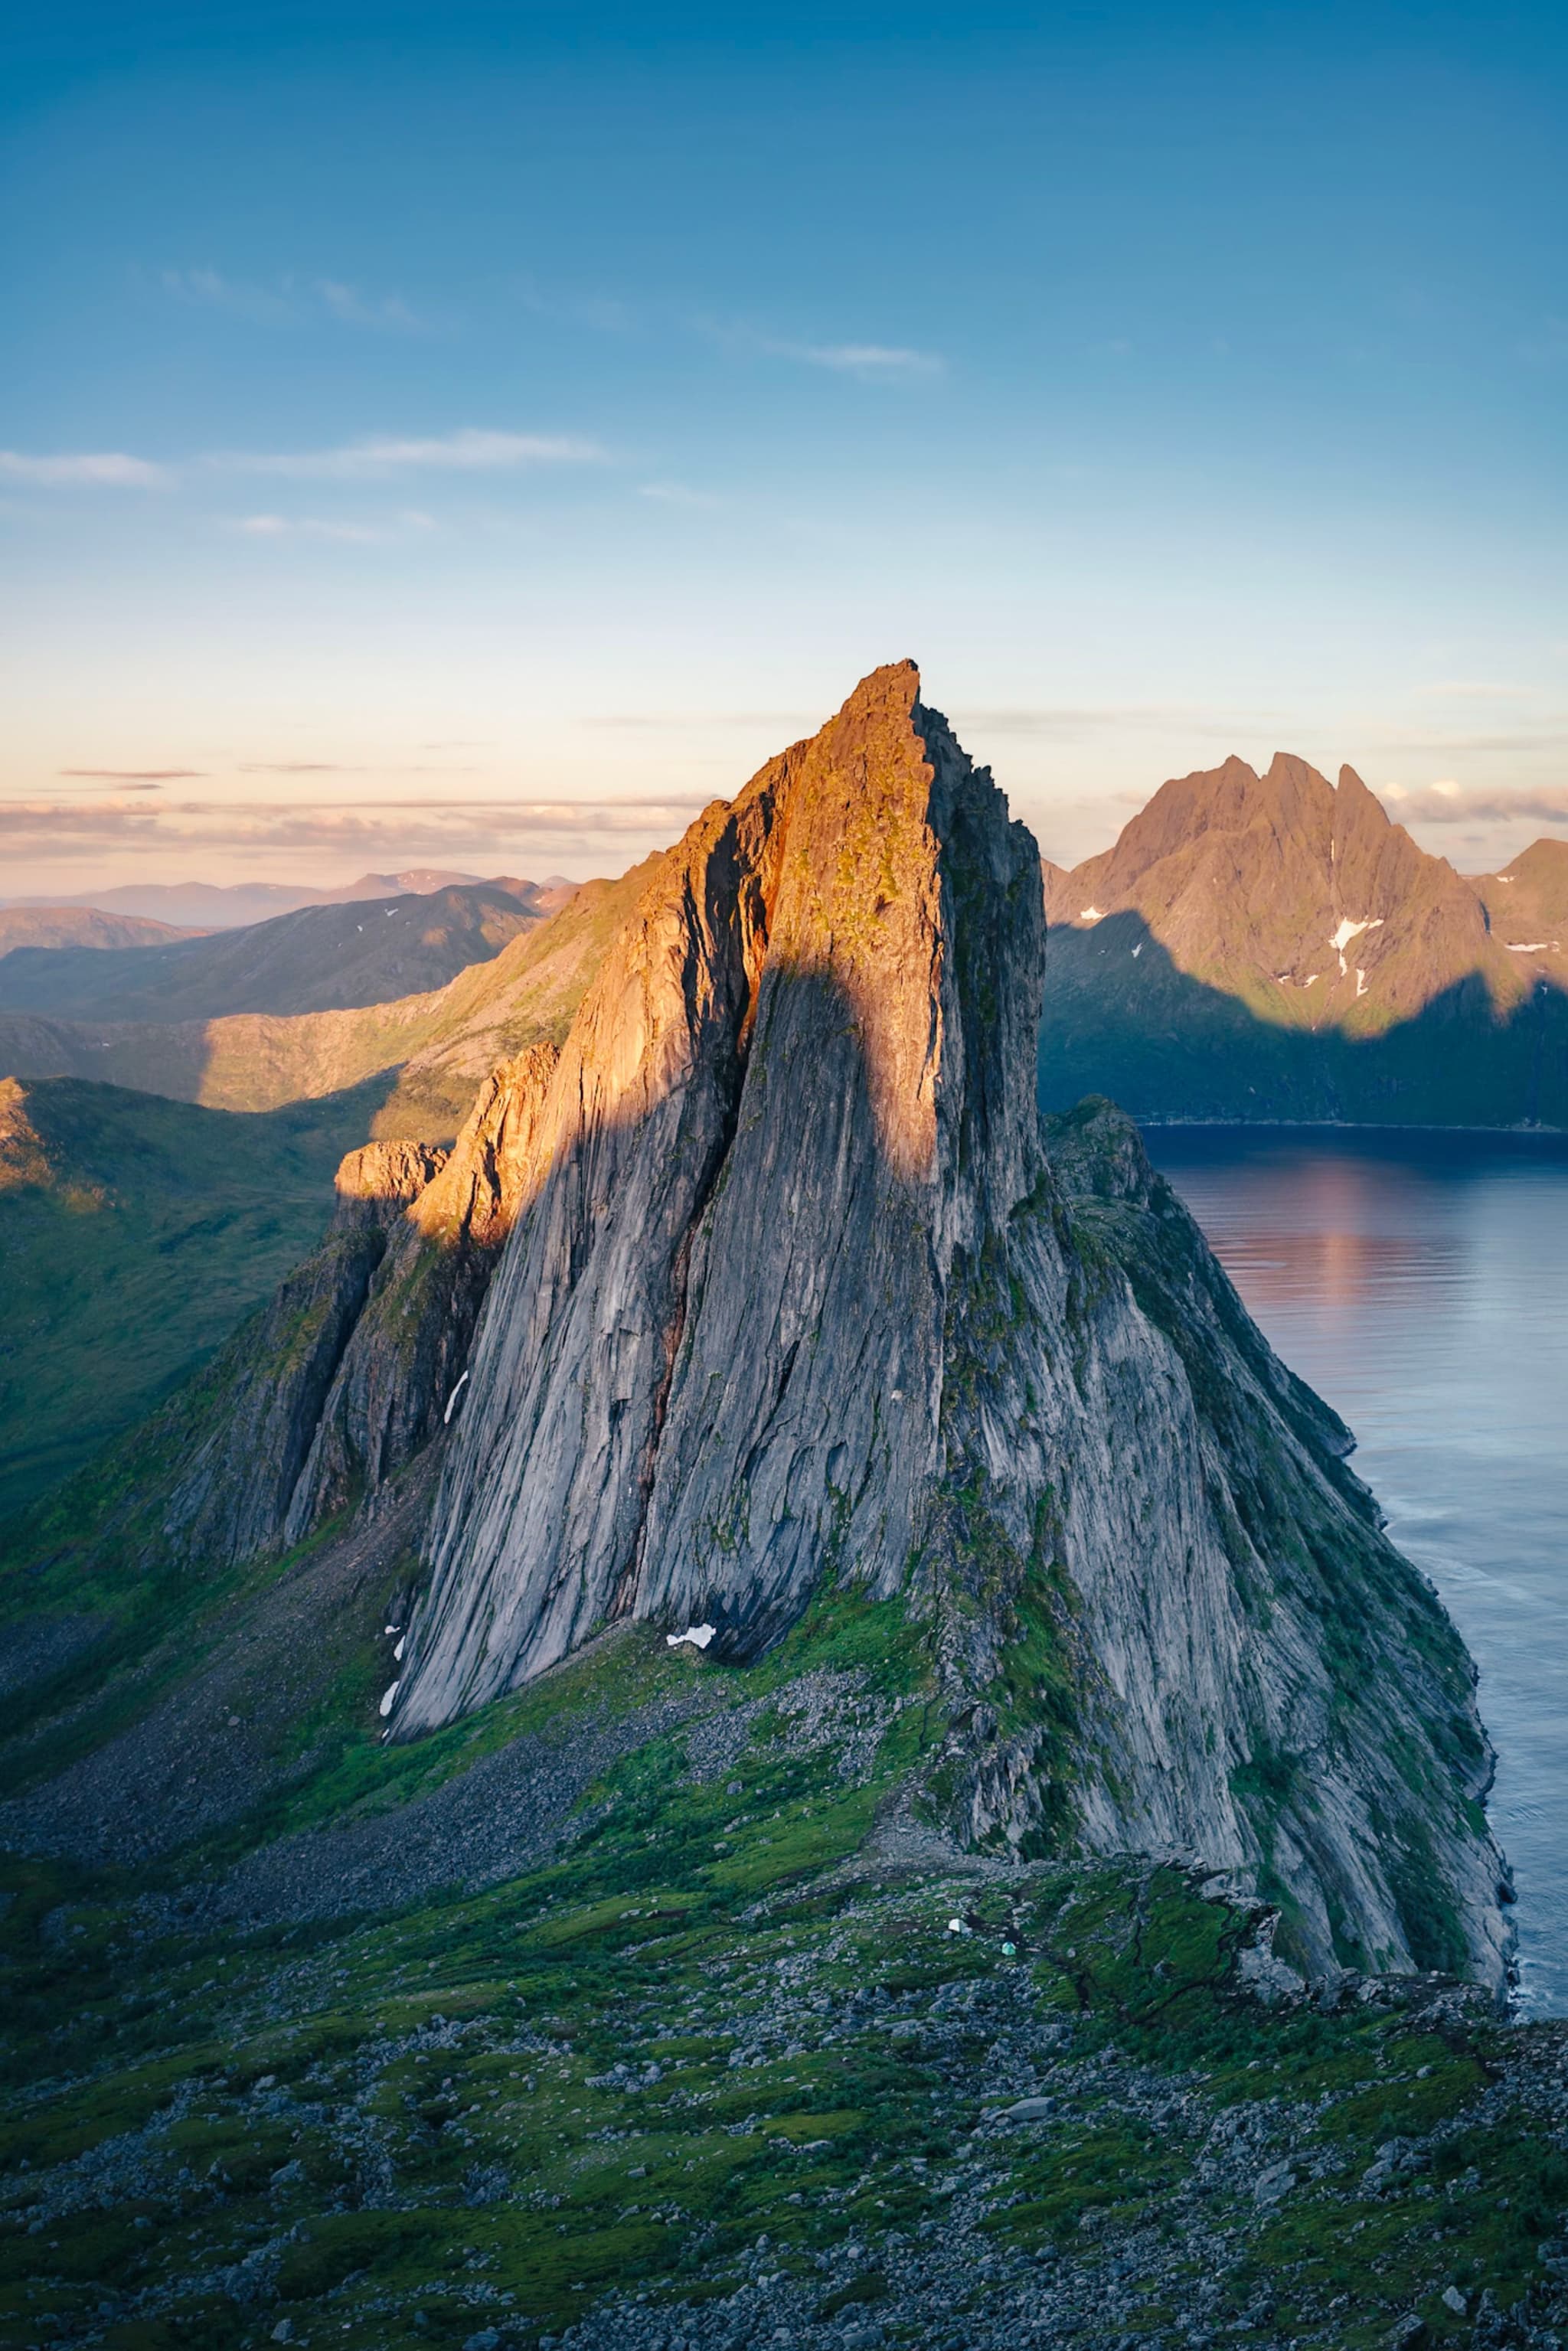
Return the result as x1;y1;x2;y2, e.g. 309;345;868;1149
0;1592;1563;2350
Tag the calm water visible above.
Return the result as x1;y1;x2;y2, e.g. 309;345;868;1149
1145;1128;1568;2013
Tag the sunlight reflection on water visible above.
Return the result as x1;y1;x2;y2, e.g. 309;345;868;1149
1146;1127;1568;2013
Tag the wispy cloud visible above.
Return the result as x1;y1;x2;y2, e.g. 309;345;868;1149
159;267;295;324
236;761;475;775
578;710;815;733
949;704;1286;742
514;276;637;336
638;481;720;508
234;509;436;543
160;267;428;331
57;769;200;784
0;792;709;867
213;429;606;479
705;320;943;379
786;341;942;377
0;450;169;488
314;279;426;331
1380;781;1568;825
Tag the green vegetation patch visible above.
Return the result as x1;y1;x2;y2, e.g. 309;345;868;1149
0;1583;1560;2350
0;1076;389;1522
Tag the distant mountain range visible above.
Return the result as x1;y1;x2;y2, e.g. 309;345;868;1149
0;881;541;1024
0;864;650;1136
1040;754;1566;1128
0;868;575;932
0;906;203;954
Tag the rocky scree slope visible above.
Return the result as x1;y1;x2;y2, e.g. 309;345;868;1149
345;662;1506;1989
0;1598;1560;2351
1040;758;1567;1126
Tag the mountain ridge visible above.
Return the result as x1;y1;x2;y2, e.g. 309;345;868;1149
0;880;544;1024
1040;753;1566;1127
0;865;652;1136
0;869;570;930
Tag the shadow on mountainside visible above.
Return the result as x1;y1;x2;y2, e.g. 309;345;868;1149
1040;912;1568;1128
0;1069;404;1523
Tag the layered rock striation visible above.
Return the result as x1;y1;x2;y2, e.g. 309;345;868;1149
390;664;1508;1987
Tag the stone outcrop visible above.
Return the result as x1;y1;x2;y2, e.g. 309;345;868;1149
390;664;1508;1989
280;1045;558;1539
0;1077;52;1193
160;1052;557;1566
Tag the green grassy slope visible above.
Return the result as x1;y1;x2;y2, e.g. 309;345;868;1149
0;1583;1561;2351
0;1076;390;1522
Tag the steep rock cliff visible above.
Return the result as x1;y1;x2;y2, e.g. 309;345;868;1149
391;664;1508;1988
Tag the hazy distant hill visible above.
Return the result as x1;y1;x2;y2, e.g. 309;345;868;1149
1039;755;1567;1127
0;863;652;1136
0;882;540;1024
0;906;201;955
0;1074;381;1518
0;868;565;930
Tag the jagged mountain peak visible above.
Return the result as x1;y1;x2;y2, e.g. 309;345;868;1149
67;671;1505;1986
395;661;1045;1721
1045;746;1500;1030
341;671;1504;1989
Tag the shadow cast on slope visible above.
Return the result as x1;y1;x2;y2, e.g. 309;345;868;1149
0;1069;406;1527
1038;913;1568;1128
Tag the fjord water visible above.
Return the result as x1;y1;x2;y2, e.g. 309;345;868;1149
1146;1128;1568;2013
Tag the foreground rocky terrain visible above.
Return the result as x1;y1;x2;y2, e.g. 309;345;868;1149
0;1597;1563;2351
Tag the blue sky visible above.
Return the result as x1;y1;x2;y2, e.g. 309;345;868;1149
2;0;1566;890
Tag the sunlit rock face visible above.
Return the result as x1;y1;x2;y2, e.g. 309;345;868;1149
390;664;1509;1994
